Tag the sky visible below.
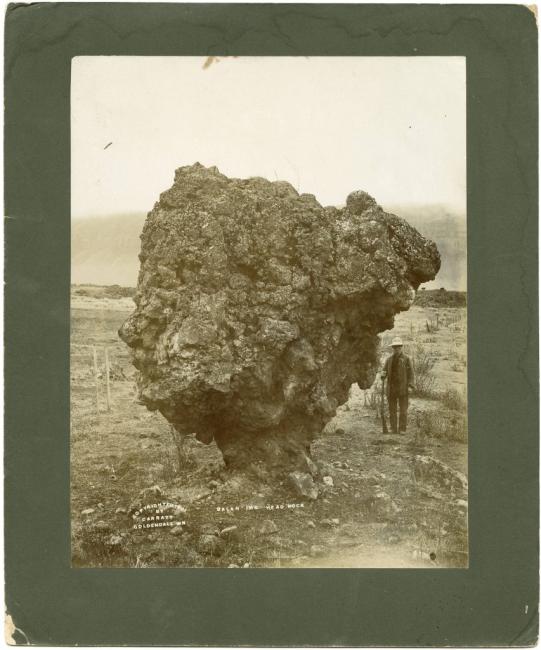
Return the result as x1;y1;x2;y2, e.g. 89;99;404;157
71;56;466;220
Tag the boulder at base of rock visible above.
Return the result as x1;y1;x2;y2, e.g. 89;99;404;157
289;471;319;500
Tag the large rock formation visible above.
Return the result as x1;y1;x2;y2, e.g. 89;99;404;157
119;163;440;476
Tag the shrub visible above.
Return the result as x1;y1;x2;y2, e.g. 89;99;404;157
414;409;467;443
411;342;437;397
439;388;467;412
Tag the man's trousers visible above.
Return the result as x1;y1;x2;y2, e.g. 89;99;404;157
388;392;408;433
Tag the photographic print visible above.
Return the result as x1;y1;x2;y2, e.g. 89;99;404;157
70;56;467;568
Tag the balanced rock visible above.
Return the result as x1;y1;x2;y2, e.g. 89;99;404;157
119;163;440;475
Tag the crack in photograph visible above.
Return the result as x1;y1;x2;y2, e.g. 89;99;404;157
70;56;467;568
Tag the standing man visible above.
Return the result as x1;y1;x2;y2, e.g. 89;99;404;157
381;337;415;435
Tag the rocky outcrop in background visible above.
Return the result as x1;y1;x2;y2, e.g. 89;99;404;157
119;164;440;480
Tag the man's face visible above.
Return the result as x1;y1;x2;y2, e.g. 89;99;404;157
392;346;403;356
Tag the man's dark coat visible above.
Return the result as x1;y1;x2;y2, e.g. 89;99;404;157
382;352;414;396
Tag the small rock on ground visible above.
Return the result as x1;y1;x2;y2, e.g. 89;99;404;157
289;471;318;500
258;520;278;536
140;485;163;499
198;534;225;557
220;525;239;540
170;526;184;536
321;518;338;528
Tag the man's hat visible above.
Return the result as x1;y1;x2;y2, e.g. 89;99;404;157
391;337;403;347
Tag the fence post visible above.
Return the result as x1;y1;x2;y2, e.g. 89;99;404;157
104;347;111;411
92;346;100;413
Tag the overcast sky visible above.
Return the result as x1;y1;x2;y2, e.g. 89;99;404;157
71;56;466;220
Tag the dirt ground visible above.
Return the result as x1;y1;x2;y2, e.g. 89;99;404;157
70;292;468;569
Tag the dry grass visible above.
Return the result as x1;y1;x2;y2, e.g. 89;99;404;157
414;409;467;444
71;294;468;568
411;341;437;397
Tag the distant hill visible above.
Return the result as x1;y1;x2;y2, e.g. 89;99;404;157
71;213;146;286
413;288;466;308
71;204;466;290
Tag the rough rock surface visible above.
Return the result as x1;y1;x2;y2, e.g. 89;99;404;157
119;163;440;476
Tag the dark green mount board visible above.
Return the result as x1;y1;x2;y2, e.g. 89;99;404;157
4;3;538;646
